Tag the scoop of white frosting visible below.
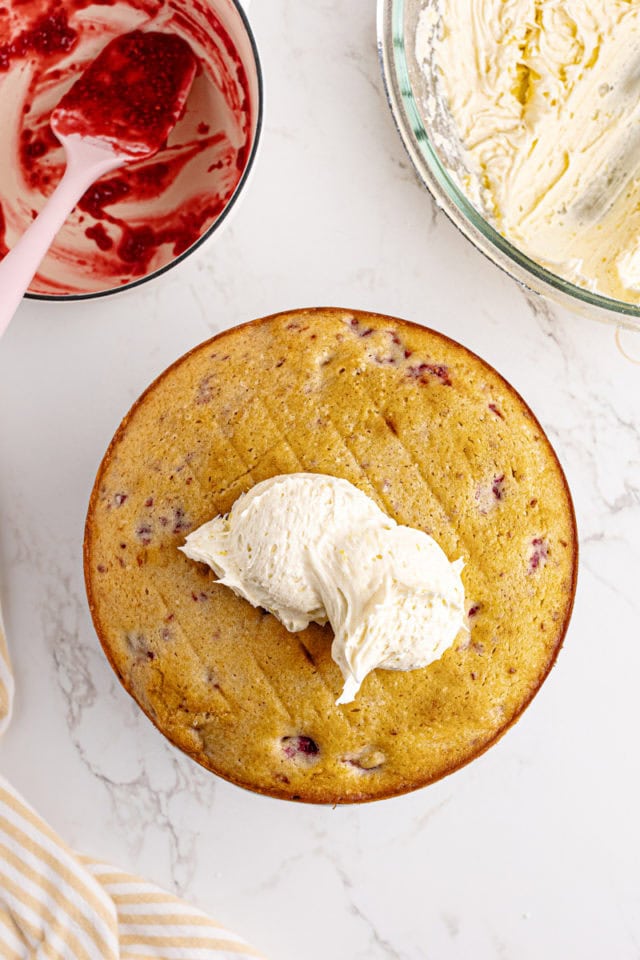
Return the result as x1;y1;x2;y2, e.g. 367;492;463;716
180;473;466;703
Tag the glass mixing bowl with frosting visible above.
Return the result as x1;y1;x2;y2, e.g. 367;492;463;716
378;0;640;329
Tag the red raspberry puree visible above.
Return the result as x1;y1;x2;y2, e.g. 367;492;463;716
0;0;253;295
53;31;197;157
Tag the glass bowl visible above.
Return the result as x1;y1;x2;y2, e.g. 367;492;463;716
377;0;640;331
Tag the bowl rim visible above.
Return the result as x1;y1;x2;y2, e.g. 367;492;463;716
25;0;264;303
377;0;640;329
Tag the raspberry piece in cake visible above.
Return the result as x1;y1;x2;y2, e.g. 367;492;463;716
281;735;319;758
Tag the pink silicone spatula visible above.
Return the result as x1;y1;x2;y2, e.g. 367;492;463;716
0;30;196;338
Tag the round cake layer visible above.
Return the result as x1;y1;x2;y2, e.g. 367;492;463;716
84;308;578;803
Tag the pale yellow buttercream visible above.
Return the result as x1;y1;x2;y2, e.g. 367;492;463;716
423;0;640;302
181;473;466;704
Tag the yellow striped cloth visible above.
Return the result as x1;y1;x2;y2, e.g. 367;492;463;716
0;597;13;738
0;598;265;960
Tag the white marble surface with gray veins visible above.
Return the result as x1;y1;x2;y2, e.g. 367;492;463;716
1;3;640;959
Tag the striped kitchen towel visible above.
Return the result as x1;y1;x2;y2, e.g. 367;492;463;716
0;597;14;738
0;597;265;959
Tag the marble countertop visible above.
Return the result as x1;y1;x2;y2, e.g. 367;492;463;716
1;3;640;958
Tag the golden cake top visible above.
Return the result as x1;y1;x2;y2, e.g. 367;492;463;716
84;308;577;803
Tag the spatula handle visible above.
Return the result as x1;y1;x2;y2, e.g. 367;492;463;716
0;137;123;339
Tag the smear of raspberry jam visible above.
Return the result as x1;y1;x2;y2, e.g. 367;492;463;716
0;8;77;71
53;30;197;158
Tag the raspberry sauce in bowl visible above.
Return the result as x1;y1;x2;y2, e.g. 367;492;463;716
52;30;197;158
0;0;261;297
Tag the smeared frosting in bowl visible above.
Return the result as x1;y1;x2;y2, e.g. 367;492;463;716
418;0;640;303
